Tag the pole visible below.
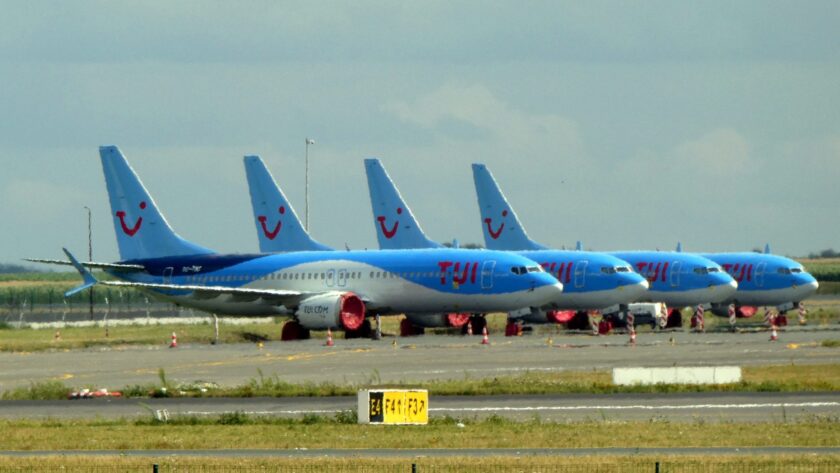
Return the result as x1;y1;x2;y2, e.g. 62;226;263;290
84;206;93;321
305;138;315;231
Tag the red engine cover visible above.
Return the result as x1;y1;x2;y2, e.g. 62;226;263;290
446;313;471;327
338;293;366;330
547;310;576;324
737;306;757;318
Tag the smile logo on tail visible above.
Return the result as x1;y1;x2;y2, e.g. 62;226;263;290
484;210;508;239
257;206;285;240
116;201;146;237
376;207;402;239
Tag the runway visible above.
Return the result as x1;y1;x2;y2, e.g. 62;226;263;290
1;328;838;393
0;392;836;423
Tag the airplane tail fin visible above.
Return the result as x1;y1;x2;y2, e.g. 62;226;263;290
99;146;213;261
364;158;442;249
243;155;333;252
471;163;546;251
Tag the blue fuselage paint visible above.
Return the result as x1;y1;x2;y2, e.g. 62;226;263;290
109;249;564;316
610;251;737;307
700;253;818;306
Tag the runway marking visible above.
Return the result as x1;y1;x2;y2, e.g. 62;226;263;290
430;402;840;412
177;402;840;417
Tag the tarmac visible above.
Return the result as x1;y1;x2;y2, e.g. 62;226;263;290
2;326;838;392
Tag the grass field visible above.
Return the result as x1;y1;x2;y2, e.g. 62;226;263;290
0;455;836;472
4;363;840;400
0;415;838;451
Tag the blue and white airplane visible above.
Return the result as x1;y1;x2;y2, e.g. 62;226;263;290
364;158;650;333
471;163;738;325
30;147;564;341
244;154;508;333
676;243;818;320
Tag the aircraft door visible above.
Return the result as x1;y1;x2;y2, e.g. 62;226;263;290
480;261;496;289
755;262;766;287
326;269;336;287
670;261;681;287
574;260;588;288
163;267;174;284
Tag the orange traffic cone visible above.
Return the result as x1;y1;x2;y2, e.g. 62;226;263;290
480;326;489;345
770;325;778;342
629;329;636;346
466;321;473;336
325;328;335;347
169;332;178;348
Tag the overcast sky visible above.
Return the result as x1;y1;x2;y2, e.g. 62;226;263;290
2;1;839;264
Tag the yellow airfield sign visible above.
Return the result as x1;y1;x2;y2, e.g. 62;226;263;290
358;389;429;425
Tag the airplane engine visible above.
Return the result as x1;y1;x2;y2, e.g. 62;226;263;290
406;312;470;328
515;308;576;325
295;292;366;330
710;305;757;318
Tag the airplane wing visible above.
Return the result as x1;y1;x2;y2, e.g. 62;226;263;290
99;280;307;305
24;258;145;271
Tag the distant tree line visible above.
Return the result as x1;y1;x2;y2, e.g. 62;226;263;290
807;249;839;259
0;263;43;274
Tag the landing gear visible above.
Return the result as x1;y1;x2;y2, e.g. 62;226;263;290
345;319;373;339
664;309;682;328
280;320;311;341
467;314;487;335
776;311;788;327
399;318;425;337
211;314;219;345
566;311;592;331
504;319;523;337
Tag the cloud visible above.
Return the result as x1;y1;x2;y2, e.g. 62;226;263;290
673;128;751;175
384;83;584;161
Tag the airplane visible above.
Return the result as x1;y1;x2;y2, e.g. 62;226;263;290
471;163;738;328
676;243;818;324
364;158;651;335
244;154;500;333
29;147;564;342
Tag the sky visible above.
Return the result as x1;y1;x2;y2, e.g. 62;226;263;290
2;1;839;265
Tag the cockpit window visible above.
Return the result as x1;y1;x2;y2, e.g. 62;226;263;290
693;267;709;275
777;268;792;275
527;266;543;273
511;266;529;275
707;267;720;273
790;268;802;273
615;266;631;272
601;266;617;274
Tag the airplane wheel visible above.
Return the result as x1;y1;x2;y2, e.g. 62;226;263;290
470;315;487;335
666;310;683;328
567;311;591;331
399;318;424;337
504;321;518;337
280;321;303;341
345;320;373;339
776;314;788;327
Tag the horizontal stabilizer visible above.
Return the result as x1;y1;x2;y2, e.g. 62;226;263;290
62;248;98;298
24;258;145;271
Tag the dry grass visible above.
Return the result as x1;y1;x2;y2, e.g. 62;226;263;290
0;455;837;472
0;417;838;451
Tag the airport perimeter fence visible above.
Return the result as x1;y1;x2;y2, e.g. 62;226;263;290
1;461;839;473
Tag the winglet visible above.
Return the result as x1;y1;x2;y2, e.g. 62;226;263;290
676;242;682;253
764;243;771;254
62;248;98;297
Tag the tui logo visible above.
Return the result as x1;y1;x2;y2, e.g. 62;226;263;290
116;201;146;237
376;207;402;239
257;206;285;240
484;210;508;239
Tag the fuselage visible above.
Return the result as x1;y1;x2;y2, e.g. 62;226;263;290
701;253;818;306
109;249;564;316
518;250;649;310
610;251;737;307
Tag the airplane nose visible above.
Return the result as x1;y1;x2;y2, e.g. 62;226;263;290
796;280;819;299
